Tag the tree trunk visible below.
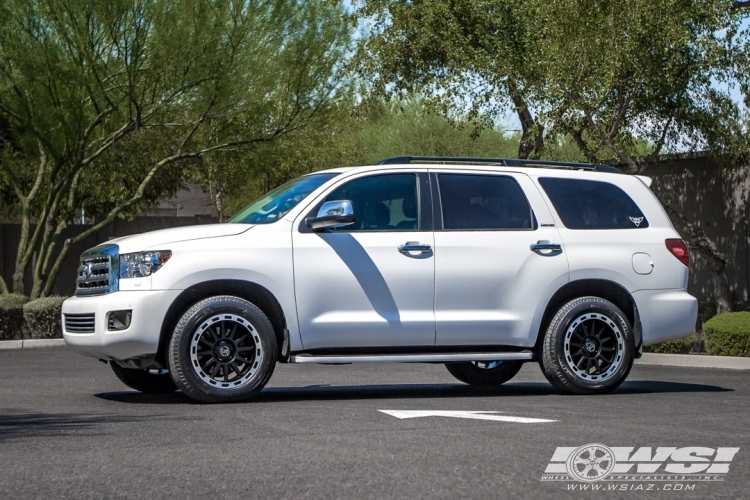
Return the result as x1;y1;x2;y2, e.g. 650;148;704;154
663;204;733;314
508;80;543;159
216;188;224;223
710;259;732;315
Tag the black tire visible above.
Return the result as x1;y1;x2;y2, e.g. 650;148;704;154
168;295;277;403
110;362;178;393
540;296;634;395
445;360;524;386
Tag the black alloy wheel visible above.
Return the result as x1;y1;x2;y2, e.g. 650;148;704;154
168;296;277;403
540;296;634;395
564;314;623;381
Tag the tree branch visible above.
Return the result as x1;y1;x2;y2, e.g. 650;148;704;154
570;128;599;163
64;135;276;248
662;203;727;268
644;115;674;166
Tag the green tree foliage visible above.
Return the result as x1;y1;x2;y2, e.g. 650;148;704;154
0;0;353;297
534;0;746;171
357;0;547;159
224;100;520;213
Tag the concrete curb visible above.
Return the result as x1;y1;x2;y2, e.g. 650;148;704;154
636;352;750;370
0;339;66;350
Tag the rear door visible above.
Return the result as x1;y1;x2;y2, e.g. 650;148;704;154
432;170;570;347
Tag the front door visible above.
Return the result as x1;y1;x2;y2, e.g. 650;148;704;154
293;172;435;350
433;171;570;347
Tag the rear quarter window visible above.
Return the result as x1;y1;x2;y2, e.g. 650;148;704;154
539;177;648;230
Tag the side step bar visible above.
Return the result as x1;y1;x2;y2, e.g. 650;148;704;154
290;352;533;364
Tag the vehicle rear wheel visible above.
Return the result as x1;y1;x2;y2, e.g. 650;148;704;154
168;295;277;403
110;362;178;393
540;296;634;395
445;360;524;386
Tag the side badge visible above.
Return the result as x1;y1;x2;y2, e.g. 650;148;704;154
629;216;644;227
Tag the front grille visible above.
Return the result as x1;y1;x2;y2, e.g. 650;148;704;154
64;313;96;333
76;255;112;296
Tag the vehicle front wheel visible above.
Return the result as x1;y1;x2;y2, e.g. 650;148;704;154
110;362;178;393
168;295;277;403
540;296;634;395
445;360;524;386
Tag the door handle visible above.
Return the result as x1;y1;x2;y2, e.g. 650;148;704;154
399;242;433;254
530;241;562;256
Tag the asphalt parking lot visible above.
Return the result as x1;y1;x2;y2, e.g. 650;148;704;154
1;348;748;499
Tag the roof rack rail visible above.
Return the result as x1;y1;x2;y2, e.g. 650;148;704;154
376;156;623;174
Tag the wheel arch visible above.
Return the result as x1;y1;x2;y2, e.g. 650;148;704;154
534;279;641;354
156;279;288;367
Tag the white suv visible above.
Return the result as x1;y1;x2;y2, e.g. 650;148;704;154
62;156;697;402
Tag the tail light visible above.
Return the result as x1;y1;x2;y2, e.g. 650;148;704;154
665;239;689;267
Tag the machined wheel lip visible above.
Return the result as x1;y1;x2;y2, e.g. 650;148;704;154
563;312;624;382
189;313;264;390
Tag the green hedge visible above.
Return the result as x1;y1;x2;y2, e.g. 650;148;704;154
643;333;695;354
0;294;30;340
704;312;750;357
23;296;68;339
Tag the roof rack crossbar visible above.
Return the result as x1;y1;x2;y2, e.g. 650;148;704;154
376;156;623;174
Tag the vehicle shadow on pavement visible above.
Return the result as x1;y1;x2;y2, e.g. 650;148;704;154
0;409;184;442
93;379;731;405
256;379;731;402
616;380;733;394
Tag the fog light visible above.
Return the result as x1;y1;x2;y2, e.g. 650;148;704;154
108;310;132;331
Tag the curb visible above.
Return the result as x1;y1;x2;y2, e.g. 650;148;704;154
636;352;750;370
0;339;66;350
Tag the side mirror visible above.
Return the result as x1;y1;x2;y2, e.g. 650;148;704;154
306;200;355;231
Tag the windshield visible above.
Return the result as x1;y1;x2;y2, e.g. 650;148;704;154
228;173;339;224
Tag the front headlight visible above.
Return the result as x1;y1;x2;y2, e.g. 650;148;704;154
119;250;172;279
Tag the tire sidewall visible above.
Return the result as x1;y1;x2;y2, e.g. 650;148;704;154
546;298;634;393
169;296;277;403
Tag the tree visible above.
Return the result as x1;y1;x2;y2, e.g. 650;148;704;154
357;0;750;314
357;0;546;159
0;0;353;298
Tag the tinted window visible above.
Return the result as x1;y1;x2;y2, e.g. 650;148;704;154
539;177;648;229
325;174;418;231
438;174;533;230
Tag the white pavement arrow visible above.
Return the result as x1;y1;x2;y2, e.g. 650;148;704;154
378;410;556;423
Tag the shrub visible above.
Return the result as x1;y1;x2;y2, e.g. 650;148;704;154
0;294;30;340
22;296;68;339
643;333;695;354
704;312;750;357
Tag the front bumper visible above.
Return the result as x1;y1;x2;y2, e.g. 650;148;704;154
633;289;698;345
62;290;181;361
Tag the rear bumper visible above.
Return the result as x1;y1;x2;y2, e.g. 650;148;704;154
62;290;181;361
633;289;698;345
